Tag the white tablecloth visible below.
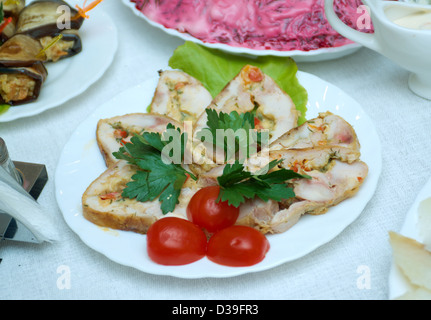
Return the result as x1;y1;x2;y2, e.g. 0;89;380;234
1;0;430;300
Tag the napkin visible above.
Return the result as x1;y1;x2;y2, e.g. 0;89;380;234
0;165;58;243
418;197;431;251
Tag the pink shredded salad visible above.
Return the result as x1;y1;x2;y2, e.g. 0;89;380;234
131;0;373;52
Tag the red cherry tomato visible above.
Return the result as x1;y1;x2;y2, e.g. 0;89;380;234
207;225;270;267
187;186;240;233
146;217;207;266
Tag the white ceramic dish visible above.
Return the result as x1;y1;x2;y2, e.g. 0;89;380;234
325;0;431;100
388;176;431;299
0;2;118;122
55;71;382;279
121;0;362;63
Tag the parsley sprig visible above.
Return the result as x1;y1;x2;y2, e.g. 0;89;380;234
217;160;310;207
113;124;196;214
200;108;309;207
111;118;309;214
198;108;263;162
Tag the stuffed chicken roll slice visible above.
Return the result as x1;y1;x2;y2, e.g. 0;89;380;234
82;160;198;234
190;64;299;175
0;34;47;105
270;111;361;153
150;70;212;124
96;113;182;167
16;0;84;62
194;65;299;143
235;159;369;234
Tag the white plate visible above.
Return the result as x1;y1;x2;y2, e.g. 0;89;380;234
121;0;362;63
55;71;382;279
0;2;118;122
388;176;431;299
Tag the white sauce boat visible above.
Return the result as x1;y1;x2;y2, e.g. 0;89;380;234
325;0;431;100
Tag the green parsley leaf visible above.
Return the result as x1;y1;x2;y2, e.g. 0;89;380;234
216;160;253;187
198;108;262;162
121;171;150;202
113;124;196;214
217;160;310;207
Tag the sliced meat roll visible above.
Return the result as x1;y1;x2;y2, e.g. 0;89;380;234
150;70;212;125
270;111;361;153
194;64;299;143
236;160;368;234
82;160;197;234
191;64;299;175
96;113;181;167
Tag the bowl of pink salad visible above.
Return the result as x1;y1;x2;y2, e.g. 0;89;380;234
124;0;373;61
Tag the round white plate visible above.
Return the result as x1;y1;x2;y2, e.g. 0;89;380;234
388;176;431;299
55;71;382;279
0;1;118;122
121;0;362;63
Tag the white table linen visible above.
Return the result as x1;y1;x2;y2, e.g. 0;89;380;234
1;0;430;300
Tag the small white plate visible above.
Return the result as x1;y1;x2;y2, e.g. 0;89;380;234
55;71;382;279
388;176;431;299
121;0;362;63
0;2;118;122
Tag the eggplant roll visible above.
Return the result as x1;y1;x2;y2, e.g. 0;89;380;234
1;0;25;19
16;0;84;62
0;17;16;43
0;34;48;105
0;0;25;43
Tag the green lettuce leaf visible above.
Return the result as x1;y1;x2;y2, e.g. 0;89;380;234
0;104;10;116
168;41;308;125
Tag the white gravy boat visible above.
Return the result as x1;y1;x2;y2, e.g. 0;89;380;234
324;0;431;100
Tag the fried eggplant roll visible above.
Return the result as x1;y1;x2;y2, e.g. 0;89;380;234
0;34;48;105
16;0;84;62
0;17;16;43
1;0;25;19
0;0;25;43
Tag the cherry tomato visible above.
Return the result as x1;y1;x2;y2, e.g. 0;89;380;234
207;225;270;267
187;186;240;233
146;217;207;266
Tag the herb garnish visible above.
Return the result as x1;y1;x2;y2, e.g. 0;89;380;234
217;160;310;207
113;124;196;214
198;108;263;162
112;122;309;213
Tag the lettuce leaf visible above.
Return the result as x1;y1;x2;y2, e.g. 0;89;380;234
168;41;308;125
0;104;10;116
